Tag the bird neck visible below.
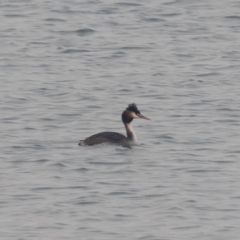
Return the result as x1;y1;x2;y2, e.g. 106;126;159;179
124;123;137;142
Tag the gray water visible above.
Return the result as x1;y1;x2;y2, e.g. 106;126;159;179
1;0;240;239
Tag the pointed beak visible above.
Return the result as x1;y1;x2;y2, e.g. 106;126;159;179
137;113;151;120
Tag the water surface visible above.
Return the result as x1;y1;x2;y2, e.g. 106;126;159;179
1;0;240;239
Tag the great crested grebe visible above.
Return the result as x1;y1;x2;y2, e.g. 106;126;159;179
79;103;150;147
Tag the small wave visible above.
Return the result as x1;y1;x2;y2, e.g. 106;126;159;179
185;199;197;203
168;207;183;211
143;17;165;22
23;127;36;130
30;42;48;45
32;187;55;191
67;186;87;189
172;225;200;230
216;107;237;112
115;214;132;217
75;201;98;205
120;46;149;50
163;1;178;5
144;194;165;198
115;2;142;7
213;160;235;164
119;88;131;92
224;16;240;19
36;159;49;163
2;117;19;120
58;28;95;36
45;18;65;22
75;28;95;36
160;13;181;17
40;117;54;121
175;53;194;58
187;169;219;173
88;161;128;165
157;134;174;139
74;167;89;172
61;49;90;54
107;191;132;196
113;51;125;55
50;163;67;168
196;72;219;77
12;145;24;149
4;14;25;18
97;9;117;14
111;51;126;58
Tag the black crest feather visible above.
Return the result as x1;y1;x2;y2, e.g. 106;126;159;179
127;103;140;114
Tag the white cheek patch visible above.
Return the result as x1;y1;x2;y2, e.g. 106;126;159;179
131;112;138;118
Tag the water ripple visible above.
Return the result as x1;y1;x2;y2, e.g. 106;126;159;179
1;0;240;239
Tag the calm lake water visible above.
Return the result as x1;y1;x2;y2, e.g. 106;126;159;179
1;0;240;239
